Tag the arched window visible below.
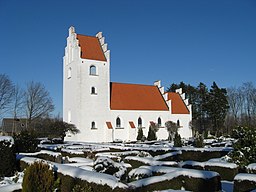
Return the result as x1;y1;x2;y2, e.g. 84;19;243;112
157;117;162;127
91;121;96;129
89;65;96;75
116;117;121;128
68;67;72;79
91;87;96;94
138;117;142;128
177;120;180;127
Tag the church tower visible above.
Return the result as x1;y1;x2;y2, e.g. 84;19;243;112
63;26;110;142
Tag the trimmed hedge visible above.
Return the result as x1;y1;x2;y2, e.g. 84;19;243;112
129;174;221;192
234;173;256;192
57;173;128;192
179;150;230;162
181;161;238;181
205;165;238;181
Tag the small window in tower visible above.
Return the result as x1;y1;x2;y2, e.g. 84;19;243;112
68;67;72;79
138;117;142;128
157;117;162;127
116;117;121;128
91;121;96;129
90;65;97;75
91;87;97;95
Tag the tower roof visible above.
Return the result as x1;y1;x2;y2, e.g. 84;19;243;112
110;82;169;111
76;34;107;61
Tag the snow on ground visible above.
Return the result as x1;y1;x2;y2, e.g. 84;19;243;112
61;148;84;154
0;172;23;192
153;151;182;161
19;150;61;157
247;163;256;172
234;173;256;182
95;150;141;158
180;159;238;169
221;180;234;192
67;157;94;164
0;136;14;145
125;156;178;167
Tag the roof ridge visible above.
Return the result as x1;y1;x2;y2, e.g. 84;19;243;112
77;33;98;38
111;82;156;87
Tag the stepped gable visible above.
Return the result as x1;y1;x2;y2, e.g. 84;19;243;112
76;34;107;61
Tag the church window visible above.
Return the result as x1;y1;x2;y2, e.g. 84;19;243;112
138;117;142;128
90;65;97;75
177;120;180;127
91;121;96;129
68;67;72;79
157;117;162;127
91;87;97;94
116;117;121;128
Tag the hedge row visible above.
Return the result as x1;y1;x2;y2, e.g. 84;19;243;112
128;174;221;192
234;173;256;192
181;161;238;181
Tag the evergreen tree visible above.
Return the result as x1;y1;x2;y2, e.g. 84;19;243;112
207;82;229;135
147;123;157;141
137;127;143;141
196;82;210;133
0;140;16;177
22;161;55;192
173;133;182;147
194;133;204;147
229;126;256;168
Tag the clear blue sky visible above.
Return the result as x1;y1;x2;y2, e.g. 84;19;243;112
0;0;256;116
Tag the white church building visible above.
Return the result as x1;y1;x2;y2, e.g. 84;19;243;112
63;26;192;142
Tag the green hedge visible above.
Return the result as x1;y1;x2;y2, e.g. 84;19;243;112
179;150;229;162
181;162;238;181
57;173;127;192
129;175;221;192
234;175;256;192
205;165;238;181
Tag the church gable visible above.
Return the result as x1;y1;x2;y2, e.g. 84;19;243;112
76;34;107;61
167;92;190;114
110;82;169;111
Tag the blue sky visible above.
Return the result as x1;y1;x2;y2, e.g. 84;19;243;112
0;0;256;116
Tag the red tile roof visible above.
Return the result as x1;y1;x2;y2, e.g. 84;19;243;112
167;92;190;114
76;34;107;61
110;82;169;111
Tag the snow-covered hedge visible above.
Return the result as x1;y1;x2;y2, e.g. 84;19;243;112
128;167;221;192
178;147;232;162
234;173;256;192
19;156;128;192
181;159;238;180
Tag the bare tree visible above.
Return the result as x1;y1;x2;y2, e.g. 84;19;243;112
0;74;14;116
25;81;54;127
10;85;25;134
165;121;180;141
12;84;25;119
240;82;256;126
